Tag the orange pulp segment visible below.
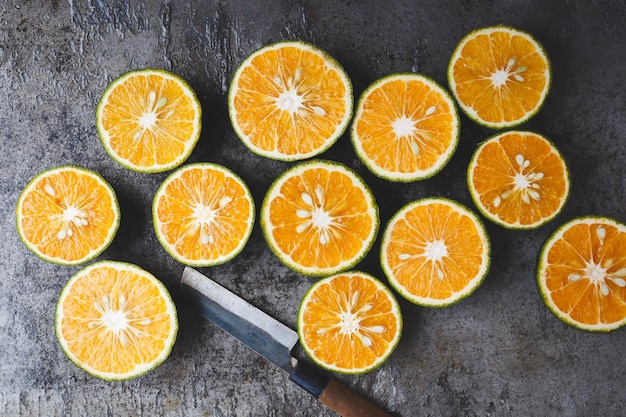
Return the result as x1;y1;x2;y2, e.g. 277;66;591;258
153;163;255;267
16;166;120;265
381;198;490;306
261;160;378;276
55;261;178;380
467;131;570;229
537;217;626;331
96;69;202;173
448;25;551;129
298;271;402;374
228;41;353;161
351;73;459;181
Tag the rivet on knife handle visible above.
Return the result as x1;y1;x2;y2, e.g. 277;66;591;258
289;360;395;417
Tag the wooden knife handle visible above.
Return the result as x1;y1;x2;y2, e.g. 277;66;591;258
289;361;395;417
319;378;394;417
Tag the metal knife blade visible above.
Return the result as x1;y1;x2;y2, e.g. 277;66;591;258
180;267;395;417
180;266;298;371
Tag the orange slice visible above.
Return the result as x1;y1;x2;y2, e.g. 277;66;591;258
228;41;353;161
467;131;570;229
15;166;120;266
537;217;626;332
153;163;255;267
261;160;378;276
96;69;202;173
55;261;178;380
381;197;490;307
297;271;402;374
351;73;459;181
448;25;551;129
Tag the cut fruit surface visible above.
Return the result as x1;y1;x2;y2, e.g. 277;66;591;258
537;217;626;332
153;163;255;267
381;198;490;307
261;160;378;276
55;261;178;380
96;69;202;173
228;41;353;161
467;131;570;229
298;271;402;374
351;73;459;181
15;166;120;266
448;25;551;129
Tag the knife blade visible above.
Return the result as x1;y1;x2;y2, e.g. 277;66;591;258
180;267;395;417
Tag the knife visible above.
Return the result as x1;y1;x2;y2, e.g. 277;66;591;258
180;267;395;417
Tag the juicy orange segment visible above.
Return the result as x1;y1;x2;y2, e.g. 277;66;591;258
448;25;550;129
16;166;120;265
153;163;255;267
468;131;570;229
351;73;459;181
381;198;490;306
537;217;626;331
55;261;178;380
96;69;202;173
261;160;378;276
298;271;402;374
228;41;353;161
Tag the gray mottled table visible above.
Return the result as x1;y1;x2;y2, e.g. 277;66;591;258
1;1;625;416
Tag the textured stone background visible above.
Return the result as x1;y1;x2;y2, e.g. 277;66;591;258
1;1;625;416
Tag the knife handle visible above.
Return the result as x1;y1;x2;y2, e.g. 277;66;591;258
289;361;395;417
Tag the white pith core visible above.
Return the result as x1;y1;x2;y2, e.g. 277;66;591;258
392;115;416;138
400;238;448;281
295;186;335;245
389;105;437;156
192;196;232;245
89;294;152;346
134;90;169;140
567;226;626;296
273;68;327;117
493;154;543;208
490;57;527;88
424;239;448;261
45;184;90;240
139;112;158;129
315;291;385;348
276;89;305;113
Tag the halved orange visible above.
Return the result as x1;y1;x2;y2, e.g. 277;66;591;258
351;73;459;181
56;261;178;380
153;163;255;267
297;271;402;374
537;217;626;332
448;25;551;129
261;160;378;276
15;166;120;266
381;197;490;307
96;69;202;173
467;131;570;229
228;41;353;161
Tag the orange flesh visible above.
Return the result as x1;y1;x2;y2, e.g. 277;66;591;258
267;167;375;270
18;169;117;263
470;132;568;227
384;202;486;300
544;221;626;326
451;29;549;124
354;78;456;173
232;45;349;156
100;73;198;168
300;273;400;370
59;265;175;375
155;166;253;262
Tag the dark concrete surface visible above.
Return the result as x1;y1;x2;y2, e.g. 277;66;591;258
2;1;625;416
